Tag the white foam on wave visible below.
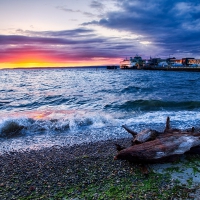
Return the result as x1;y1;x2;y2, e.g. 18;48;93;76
0;110;120;137
124;110;200;131
1;109;200;154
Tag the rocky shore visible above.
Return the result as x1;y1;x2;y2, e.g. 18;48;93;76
0;137;200;199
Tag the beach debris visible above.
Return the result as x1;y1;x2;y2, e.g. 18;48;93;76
115;117;200;163
133;129;157;144
121;125;137;136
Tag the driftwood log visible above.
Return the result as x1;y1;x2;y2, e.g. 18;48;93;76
115;117;200;163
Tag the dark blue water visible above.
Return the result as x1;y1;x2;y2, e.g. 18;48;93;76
0;68;200;153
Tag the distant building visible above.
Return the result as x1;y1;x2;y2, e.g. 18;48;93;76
170;59;182;64
182;58;195;66
166;57;176;64
187;59;200;66
147;58;162;66
119;54;200;70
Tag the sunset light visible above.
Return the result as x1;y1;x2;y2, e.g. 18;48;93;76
1;1;200;199
0;0;199;69
0;43;121;69
0;44;121;69
0;57;120;69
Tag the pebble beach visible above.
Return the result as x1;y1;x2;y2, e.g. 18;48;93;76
1;137;200;200
0;138;133;199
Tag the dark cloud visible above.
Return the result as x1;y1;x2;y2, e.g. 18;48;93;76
90;1;105;11
42;28;96;37
0;43;123;62
83;0;200;57
0;29;133;62
2;0;200;65
1;0;200;66
56;6;96;18
15;28;95;37
0;34;105;45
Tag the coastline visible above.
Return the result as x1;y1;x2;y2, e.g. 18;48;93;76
1;137;200;199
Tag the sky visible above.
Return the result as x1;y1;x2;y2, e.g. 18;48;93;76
0;0;200;68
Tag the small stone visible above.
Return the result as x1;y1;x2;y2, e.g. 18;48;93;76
93;193;99;198
188;193;195;198
29;186;35;191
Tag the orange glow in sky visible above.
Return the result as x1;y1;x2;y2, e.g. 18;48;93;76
0;54;120;69
0;40;120;69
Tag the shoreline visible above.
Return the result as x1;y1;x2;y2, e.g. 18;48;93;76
0;137;132;159
1;137;200;199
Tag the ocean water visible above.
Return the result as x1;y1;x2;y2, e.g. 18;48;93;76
0;68;200;154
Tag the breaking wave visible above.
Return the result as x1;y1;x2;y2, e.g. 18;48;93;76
0;111;117;139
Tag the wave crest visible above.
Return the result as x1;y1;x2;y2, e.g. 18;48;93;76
104;100;200;111
0;112;114;139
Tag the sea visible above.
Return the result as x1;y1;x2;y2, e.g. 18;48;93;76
0;68;200;154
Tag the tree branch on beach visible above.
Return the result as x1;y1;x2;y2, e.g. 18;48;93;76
115;117;200;164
